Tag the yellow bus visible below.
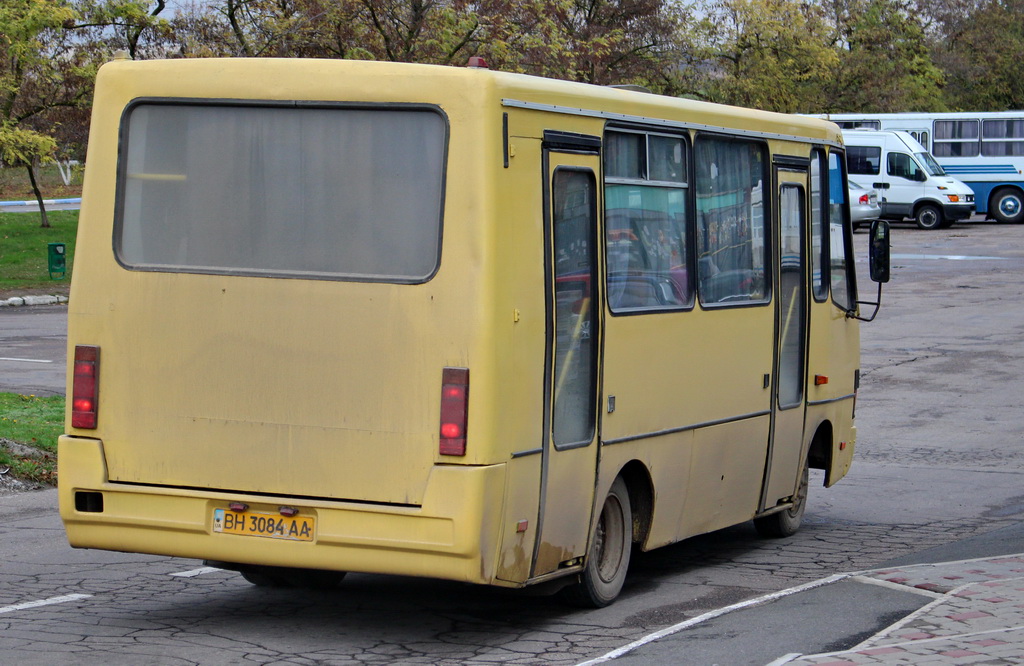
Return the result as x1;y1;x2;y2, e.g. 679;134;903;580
59;56;888;607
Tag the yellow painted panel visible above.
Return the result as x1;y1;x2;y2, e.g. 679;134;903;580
495;456;542;583
684;417;772;536
59;436;508;584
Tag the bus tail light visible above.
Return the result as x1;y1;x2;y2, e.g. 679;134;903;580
72;345;100;429
439;367;469;456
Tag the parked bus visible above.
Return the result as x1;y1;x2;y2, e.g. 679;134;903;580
819;112;1024;223
60;56;887;607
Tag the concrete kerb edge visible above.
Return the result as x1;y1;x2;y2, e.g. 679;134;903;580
0;295;68;307
576;552;1024;666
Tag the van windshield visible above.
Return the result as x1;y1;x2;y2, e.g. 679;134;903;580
916;152;947;177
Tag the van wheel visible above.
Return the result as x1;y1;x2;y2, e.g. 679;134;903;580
914;204;943;230
754;462;808;538
240;566;346;589
991;188;1024;224
561;477;632;607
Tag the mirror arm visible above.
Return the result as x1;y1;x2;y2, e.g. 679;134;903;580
849;281;883;322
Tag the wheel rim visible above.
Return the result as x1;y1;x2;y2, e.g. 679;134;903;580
918;208;939;229
999;195;1021;219
596;495;625;583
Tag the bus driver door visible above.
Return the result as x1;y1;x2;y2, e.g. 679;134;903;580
532;131;603;578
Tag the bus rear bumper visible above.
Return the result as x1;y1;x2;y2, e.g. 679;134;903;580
58;436;509;586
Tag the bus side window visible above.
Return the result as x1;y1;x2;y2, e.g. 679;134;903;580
694;136;768;306
828;151;855;311
604;129;691;312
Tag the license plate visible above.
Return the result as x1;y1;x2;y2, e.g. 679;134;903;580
213;508;315;542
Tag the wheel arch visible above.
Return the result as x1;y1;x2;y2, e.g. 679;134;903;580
807;419;834;484
616;460;654;549
912;199;944;217
989;185;1024;220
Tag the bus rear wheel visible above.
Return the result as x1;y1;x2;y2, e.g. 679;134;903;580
754;462;808;538
561;477;632;608
991;188;1024;224
914;204;944;230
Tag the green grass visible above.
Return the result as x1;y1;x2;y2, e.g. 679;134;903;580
0;393;63;485
0;210;78;292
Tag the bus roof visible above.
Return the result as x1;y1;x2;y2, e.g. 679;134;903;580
97;57;843;147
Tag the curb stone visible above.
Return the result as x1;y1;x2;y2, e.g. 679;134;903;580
0;295;68;307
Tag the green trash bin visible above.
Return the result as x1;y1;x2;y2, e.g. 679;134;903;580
48;242;66;280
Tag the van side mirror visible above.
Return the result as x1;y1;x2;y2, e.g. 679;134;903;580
914;169;927;182
869;219;890;283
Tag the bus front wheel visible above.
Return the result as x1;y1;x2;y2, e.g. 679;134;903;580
561;477;632;608
991;188;1024;224
754;462;808;538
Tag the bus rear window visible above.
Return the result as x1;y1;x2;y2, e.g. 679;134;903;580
116;102;447;283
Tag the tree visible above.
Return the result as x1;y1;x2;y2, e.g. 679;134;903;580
0;0;79;227
1;1;166;226
168;0;685;90
683;0;838;112
929;0;1024;110
822;0;945;112
74;0;173;60
475;0;685;88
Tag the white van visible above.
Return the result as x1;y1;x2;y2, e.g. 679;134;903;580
842;129;975;230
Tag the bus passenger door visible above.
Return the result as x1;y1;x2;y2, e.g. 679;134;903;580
762;168;809;510
532;132;603;578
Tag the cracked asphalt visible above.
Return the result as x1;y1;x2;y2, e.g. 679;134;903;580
3;219;1024;664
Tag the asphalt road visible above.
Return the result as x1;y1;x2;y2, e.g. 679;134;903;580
0;307;67;397
2;218;1024;664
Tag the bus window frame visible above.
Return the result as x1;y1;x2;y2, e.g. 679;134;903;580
693;131;772;310
548;165;602;451
602;123;696;317
810;148;828;304
112;97;451;286
933;119;981;158
827;148;857;313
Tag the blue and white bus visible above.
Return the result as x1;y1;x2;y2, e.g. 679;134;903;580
819;112;1024;223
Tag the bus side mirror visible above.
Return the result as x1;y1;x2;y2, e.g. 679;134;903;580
869;219;890;283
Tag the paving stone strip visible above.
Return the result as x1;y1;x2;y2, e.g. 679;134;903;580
776;556;1024;665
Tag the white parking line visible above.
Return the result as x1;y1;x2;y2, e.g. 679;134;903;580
891;253;1008;261
0;593;92;615
0;357;53;364
574;574;849;665
169;567;220;578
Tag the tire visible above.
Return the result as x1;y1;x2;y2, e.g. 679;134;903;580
754;462;808;538
914;203;944;230
561;477;632;607
991;187;1024;224
240;566;346;589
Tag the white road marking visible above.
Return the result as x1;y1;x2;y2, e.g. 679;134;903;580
574;574;849;665
0;357;53;364
0;593;92;615
170;567;220;578
891;253;1008;261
